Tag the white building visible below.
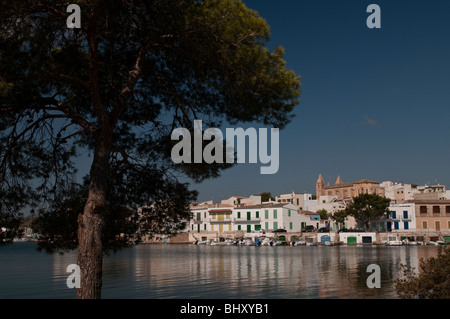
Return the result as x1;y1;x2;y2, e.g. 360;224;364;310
386;202;416;232
233;203;302;232
275;192;317;211
220;195;262;207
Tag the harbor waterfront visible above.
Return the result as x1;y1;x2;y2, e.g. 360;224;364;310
0;242;440;299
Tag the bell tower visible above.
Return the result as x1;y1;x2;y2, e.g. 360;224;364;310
316;174;325;198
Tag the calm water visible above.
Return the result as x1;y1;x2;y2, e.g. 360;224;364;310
0;242;439;299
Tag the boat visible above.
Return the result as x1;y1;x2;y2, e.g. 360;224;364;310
306;242;318;246
225;239;237;246
292;240;306;246
385;235;403;246
193;240;209;245
428;241;447;246
324;241;335;246
402;239;418;246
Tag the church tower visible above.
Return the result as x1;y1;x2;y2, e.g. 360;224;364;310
316;174;325;197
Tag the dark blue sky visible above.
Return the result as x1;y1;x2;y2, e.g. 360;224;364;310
191;0;450;201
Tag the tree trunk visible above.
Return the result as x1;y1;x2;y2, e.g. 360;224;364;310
76;136;111;299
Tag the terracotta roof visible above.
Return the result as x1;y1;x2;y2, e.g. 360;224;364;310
323;179;379;189
234;203;294;209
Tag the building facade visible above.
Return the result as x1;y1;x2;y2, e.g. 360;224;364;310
316;174;385;200
412;200;450;234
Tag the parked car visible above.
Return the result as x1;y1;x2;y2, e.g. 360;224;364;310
318;227;330;233
273;229;287;233
301;225;315;232
337;228;349;233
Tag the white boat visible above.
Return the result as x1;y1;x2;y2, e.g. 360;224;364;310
385;236;403;246
292;240;306;246
193;240;209;245
428;241;447;246
306;242;318;246
402;239;418;246
210;240;227;246
324;241;335;246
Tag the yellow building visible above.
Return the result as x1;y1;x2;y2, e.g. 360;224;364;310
209;208;233;233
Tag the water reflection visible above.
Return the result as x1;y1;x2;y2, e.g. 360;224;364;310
101;245;439;299
0;242;440;299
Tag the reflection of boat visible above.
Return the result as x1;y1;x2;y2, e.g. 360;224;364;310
402;239;418;245
385;235;403;246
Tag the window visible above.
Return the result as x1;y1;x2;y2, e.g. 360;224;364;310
196;213;201;221
433;206;440;215
446;206;450;215
237;212;241;219
420;206;427;214
403;211;408;219
265;210;269;219
435;221;441;231
297;198;299;205
273;222;278;230
247;225;251;233
247;212;251;221
288;209;291;217
391;211;397;219
290;222;293;230
422;221;428;229
256;211;259;218
238;225;241;231
394;222;399;230
265;222;269;230
404;222;409;230
273;209;277;219
448;221;450;229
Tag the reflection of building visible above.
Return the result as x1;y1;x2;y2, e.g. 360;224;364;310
316;174;385;200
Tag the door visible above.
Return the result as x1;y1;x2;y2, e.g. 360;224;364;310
247;225;251;233
347;237;357;244
321;235;330;243
219;224;223;233
435;221;441;231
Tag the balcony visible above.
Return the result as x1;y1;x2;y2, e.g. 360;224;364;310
233;217;261;223
209;217;232;223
